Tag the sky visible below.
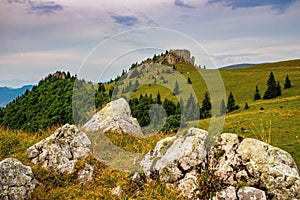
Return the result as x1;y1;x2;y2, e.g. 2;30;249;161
0;0;300;87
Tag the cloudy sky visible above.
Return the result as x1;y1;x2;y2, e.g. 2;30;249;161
0;0;300;87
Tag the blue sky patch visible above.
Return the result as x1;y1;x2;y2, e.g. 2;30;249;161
111;15;139;26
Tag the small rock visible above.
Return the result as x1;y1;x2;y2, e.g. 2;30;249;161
77;164;94;184
213;186;237;200
237;187;266;200
0;158;39;200
111;186;122;197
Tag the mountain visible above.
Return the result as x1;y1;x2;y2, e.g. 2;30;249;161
0;85;33;108
0;72;77;132
220;63;258;70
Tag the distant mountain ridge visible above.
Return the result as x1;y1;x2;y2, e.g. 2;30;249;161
220;63;259;70
0;85;33;108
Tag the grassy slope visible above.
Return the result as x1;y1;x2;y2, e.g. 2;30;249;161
0;59;299;199
130;59;300;167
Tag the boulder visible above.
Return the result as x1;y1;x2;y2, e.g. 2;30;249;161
140;128;208;198
237;138;300;200
27;124;91;174
209;133;300;200
0;158;39;200
82;98;143;137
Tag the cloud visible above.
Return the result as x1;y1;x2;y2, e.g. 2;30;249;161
29;2;63;15
6;0;64;15
111;15;139;26
208;0;297;12
174;0;195;9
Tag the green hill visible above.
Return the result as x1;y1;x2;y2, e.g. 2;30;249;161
0;54;299;199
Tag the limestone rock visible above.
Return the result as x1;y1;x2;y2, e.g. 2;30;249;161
27;124;91;174
213;186;237;200
0;158;39;200
77;164;94;184
83;98;143;137
140;128;208;198
237;138;300;199
208;133;243;185
111;186;122;197
237;187;266;200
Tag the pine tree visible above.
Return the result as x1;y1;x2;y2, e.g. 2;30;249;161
185;93;198;120
157;92;162;104
244;102;250;110
284;75;291;89
276;81;281;96
202;92;211;111
220;99;226;116
173;81;180;95
227;92;239;112
253;85;261;101
187;77;192;84
263;72;278;99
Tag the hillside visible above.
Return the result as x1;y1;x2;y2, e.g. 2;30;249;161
0;72;76;132
0;85;33;108
0;52;299;199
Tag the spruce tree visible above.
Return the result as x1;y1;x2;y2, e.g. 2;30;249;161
284;75;291;89
253;85;261;101
173;81;180;95
185;93;198;120
157;92;162;104
276;81;281;96
244;102;249;110
220;99;226;116
187;77;192;84
263;72;278;99
227;92;239;112
202;92;212;112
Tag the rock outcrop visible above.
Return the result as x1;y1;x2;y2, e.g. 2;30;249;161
27;124;91;175
209;134;300;200
83;98;143;137
140;128;300;199
169;49;195;66
140;128;208;198
0;158;39;200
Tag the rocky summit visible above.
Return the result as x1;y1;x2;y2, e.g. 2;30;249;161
83;98;144;137
140;128;300;199
27;124;91;175
0;158;39;200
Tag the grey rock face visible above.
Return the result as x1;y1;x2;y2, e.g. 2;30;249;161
27;124;91;174
83;98;143;137
0;158;39;200
140;128;208;198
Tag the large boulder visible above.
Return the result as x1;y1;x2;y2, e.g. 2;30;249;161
140;128;208;198
27;124;91;175
82;98;143;137
209;133;300;200
0;158;39;200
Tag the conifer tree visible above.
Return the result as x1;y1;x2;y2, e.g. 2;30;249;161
227;92;239;112
244;102;250;110
254;85;261;101
276;81;281;96
187;77;192;84
284;75;291;89
220;99;226;116
173;80;180;95
185;93;198;120
157;92;162;104
202;92;212;112
263;72;278;99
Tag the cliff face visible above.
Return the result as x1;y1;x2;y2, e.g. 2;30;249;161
169;49;195;66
